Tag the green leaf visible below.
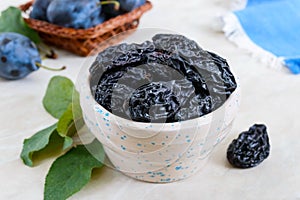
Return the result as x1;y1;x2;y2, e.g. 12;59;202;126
71;89;85;133
44;140;105;200
43;76;75;119
57;90;85;150
0;7;41;44
62;136;73;151
57;104;75;150
72;89;83;121
31;131;65;166
21;123;57;167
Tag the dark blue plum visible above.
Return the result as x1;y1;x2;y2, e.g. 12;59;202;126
102;0;146;18
120;0;146;12
0;33;41;80
30;0;52;21
47;0;102;29
102;1;125;18
91;13;107;27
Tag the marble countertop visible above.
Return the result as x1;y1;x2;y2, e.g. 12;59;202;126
1;0;299;199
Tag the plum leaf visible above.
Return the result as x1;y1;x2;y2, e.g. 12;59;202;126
44;140;105;200
0;7;41;44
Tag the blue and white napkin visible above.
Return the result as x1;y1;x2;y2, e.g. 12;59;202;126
222;0;300;74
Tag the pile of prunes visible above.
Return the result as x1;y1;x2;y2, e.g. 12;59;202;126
90;34;237;123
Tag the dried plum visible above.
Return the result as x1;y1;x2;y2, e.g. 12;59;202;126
89;34;237;123
227;124;270;169
129;82;180;123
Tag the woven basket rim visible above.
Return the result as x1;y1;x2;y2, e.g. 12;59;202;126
20;0;152;40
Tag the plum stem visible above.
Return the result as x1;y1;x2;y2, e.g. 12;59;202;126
98;0;120;10
36;62;66;71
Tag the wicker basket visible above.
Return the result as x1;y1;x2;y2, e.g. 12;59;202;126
20;1;152;56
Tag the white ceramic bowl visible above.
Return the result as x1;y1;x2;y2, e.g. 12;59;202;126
78;63;240;183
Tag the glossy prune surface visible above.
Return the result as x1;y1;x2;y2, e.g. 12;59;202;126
227;124;270;168
90;34;237;123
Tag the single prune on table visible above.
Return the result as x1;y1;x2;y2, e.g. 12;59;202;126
89;34;237;123
227;124;270;169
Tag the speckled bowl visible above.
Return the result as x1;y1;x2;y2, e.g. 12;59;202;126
79;65;240;183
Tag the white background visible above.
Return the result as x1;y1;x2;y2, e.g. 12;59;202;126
0;0;299;199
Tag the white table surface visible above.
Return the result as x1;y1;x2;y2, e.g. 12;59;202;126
1;0;300;199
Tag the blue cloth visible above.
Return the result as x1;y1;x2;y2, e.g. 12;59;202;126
245;0;283;7
234;0;300;74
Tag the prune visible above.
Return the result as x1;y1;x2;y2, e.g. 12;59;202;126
89;34;237;123
129;83;180;123
227;124;270;168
